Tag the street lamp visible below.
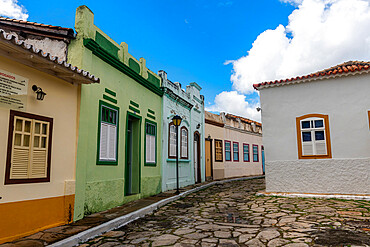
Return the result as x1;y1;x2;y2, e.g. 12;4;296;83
172;115;182;194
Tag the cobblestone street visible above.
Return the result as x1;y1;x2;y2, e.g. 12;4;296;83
80;178;370;247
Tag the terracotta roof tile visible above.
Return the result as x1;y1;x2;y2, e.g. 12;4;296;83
0;29;99;84
253;61;370;90
225;113;262;127
0;16;73;31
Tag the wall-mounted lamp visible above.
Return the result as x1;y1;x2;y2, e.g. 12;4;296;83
256;107;261;112
196;123;201;129
206;134;211;141
32;85;46;101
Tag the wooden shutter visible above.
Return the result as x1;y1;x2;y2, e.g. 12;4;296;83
29;121;48;178
100;122;109;160
108;124;117;160
315;142;327;155
146;133;155;163
169;125;176;157
181;128;188;158
302;142;313;155
146;124;156;163
146;134;150;162
10;117;30;179
10;147;30;179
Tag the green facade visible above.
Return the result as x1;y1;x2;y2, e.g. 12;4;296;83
69;6;163;220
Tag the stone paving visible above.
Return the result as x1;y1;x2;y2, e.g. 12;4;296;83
78;178;370;246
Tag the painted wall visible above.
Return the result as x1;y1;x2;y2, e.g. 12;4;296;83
188;83;206;183
205;112;263;180
0;56;78;243
68;6;163;220
4;31;68;61
260;72;370;194
159;71;205;191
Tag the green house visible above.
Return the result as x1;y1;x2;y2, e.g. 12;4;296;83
68;6;163;220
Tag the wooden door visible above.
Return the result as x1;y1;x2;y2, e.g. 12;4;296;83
205;139;213;180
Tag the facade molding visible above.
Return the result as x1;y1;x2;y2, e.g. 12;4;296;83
83;38;163;96
163;87;193;110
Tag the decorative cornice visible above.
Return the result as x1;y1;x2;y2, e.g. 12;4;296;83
205;118;224;128
224;125;262;136
83;38;163;96
163;87;193;110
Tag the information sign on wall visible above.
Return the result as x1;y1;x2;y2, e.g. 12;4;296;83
0;69;28;110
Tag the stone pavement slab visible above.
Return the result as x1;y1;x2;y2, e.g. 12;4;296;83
0;176;262;247
77;178;369;246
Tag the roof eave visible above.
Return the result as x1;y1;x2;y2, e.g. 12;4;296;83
0;31;99;84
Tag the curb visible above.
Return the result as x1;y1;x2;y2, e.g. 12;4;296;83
256;191;370;201
49;175;264;247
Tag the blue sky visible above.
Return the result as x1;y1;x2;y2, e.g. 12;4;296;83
2;0;370;121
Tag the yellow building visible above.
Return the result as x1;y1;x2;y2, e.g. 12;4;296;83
0;28;99;243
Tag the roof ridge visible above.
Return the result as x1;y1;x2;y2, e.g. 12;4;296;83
254;60;370;90
225;113;262;126
0;16;73;31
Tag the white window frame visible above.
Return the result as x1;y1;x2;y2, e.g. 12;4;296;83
169;123;177;158
145;121;156;165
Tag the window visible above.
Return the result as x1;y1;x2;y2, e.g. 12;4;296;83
145;121;156;165
98;101;119;165
296;114;332;159
180;127;188;159
243;144;250;162
5;110;53;184
225;141;231;161
168;123;176;158
233;142;239;161
253;145;259;162
214;139;223;162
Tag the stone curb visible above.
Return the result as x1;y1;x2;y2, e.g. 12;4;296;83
256;191;370;201
49;175;264;247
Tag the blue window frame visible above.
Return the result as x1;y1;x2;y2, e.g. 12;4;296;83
243;144;249;162
233;142;239;161
253;144;259;162
225;141;231;161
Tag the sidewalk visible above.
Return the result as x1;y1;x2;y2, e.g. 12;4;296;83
0;176;264;247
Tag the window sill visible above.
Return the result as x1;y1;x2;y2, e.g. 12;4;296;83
166;159;191;163
97;161;118;166
144;163;157;167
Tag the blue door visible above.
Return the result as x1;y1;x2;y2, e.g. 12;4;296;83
262;147;265;174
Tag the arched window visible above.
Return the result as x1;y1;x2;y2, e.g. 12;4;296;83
296;114;332;159
168;123;176;158
180;127;188;159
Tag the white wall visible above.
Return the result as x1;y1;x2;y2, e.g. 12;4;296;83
260;73;370;194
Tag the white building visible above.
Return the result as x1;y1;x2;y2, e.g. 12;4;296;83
254;61;370;195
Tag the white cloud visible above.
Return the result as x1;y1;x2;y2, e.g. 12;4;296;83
228;0;370;94
280;0;304;5
0;0;28;20
206;91;261;122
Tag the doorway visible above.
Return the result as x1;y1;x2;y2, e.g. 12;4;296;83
205;139;213;180
125;114;141;196
262;146;265;175
194;132;201;183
